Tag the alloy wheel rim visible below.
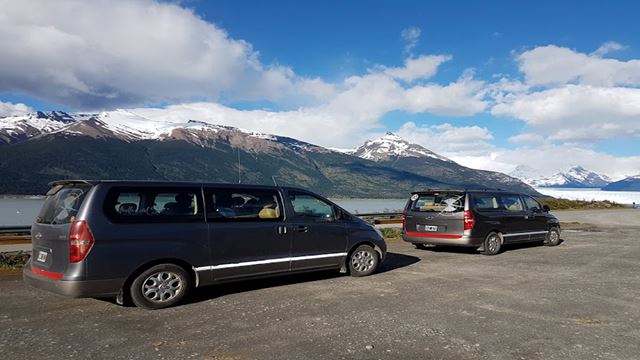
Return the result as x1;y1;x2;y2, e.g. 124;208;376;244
351;250;375;272
142;271;183;303
549;230;559;244
488;235;499;253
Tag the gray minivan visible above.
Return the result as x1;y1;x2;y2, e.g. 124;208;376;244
24;180;387;309
402;189;560;255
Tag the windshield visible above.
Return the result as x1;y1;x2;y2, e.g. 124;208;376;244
36;185;91;224
410;192;465;213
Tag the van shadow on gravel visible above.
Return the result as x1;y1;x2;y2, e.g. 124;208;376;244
186;252;419;305
417;239;565;255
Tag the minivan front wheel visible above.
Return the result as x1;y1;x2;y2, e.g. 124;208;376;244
546;228;561;246
130;264;191;310
480;232;502;255
348;245;379;277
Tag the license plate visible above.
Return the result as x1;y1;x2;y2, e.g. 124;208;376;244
424;225;438;232
36;251;48;263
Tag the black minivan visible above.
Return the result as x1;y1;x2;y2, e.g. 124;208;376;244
402;189;560;255
24;180;387;309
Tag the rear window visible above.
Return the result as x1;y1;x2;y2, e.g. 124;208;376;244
409;192;465;213
36;185;91;224
105;187;203;223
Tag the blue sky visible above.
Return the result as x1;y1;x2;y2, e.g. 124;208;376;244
1;0;640;177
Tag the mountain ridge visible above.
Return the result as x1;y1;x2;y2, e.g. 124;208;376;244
0;110;538;197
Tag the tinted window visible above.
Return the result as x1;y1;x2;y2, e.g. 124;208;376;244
410;192;465;213
289;191;335;221
36;185;91;224
500;195;524;212
106;187;203;223
206;188;283;222
523;196;542;212
473;194;502;211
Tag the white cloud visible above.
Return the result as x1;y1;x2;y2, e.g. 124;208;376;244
0;0;333;108
492;85;640;142
401;27;421;55
517;44;640;87
383;55;452;82
591;41;626;57
451;145;640;180
395;122;494;155
0;101;32;117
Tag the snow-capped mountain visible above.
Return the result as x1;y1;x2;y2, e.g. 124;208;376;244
0;110;537;196
0;111;77;144
353;132;452;162
602;174;640;192
0;110;322;152
521;166;611;188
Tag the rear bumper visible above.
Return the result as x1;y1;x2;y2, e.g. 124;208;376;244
23;264;123;298
402;232;484;247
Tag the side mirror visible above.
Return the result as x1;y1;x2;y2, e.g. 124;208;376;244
543;205;551;212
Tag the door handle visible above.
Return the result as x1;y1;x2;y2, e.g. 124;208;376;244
295;225;309;233
277;226;288;235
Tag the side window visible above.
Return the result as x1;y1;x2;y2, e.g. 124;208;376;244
473;194;501;211
500;195;525;212
523;196;541;212
106;187;203;223
206;188;283;222
288;191;335;221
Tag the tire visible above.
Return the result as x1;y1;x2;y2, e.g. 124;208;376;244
348;244;379;277
545;227;561;246
480;232;502;255
130;264;191;310
413;243;428;250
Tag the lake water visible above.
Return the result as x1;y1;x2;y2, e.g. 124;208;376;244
1;189;638;226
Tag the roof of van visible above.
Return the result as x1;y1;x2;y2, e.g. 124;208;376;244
410;188;516;194
47;179;309;192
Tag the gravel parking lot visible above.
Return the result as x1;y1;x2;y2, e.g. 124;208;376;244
1;209;639;360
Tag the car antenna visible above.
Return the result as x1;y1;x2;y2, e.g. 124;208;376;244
272;176;279;186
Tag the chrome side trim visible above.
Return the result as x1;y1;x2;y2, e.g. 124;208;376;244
194;252;348;272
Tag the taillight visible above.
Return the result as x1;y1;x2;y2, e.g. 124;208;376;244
402;209;407;230
69;220;94;263
463;210;475;231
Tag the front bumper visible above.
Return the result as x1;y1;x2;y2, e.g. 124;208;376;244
23;263;123;298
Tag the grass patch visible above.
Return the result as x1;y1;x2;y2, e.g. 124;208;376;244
0;252;30;269
539;198;626;210
379;227;402;240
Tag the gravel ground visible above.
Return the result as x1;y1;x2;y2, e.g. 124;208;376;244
1;210;639;359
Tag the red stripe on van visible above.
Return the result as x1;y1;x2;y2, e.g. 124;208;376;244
31;266;63;280
405;232;463;239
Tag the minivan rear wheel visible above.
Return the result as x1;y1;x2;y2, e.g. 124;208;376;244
545;228;561;246
480;232;502;255
130;264;191;310
348;245;379;277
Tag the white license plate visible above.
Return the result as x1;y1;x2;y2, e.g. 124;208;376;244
424;225;438;232
36;251;48;263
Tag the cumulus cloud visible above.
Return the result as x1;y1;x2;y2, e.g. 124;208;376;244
395;121;494;155
0;0;334;108
492;85;640;142
517;44;640;87
450;145;640;180
382;55;452;82
401;27;421;55
0;101;32;117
